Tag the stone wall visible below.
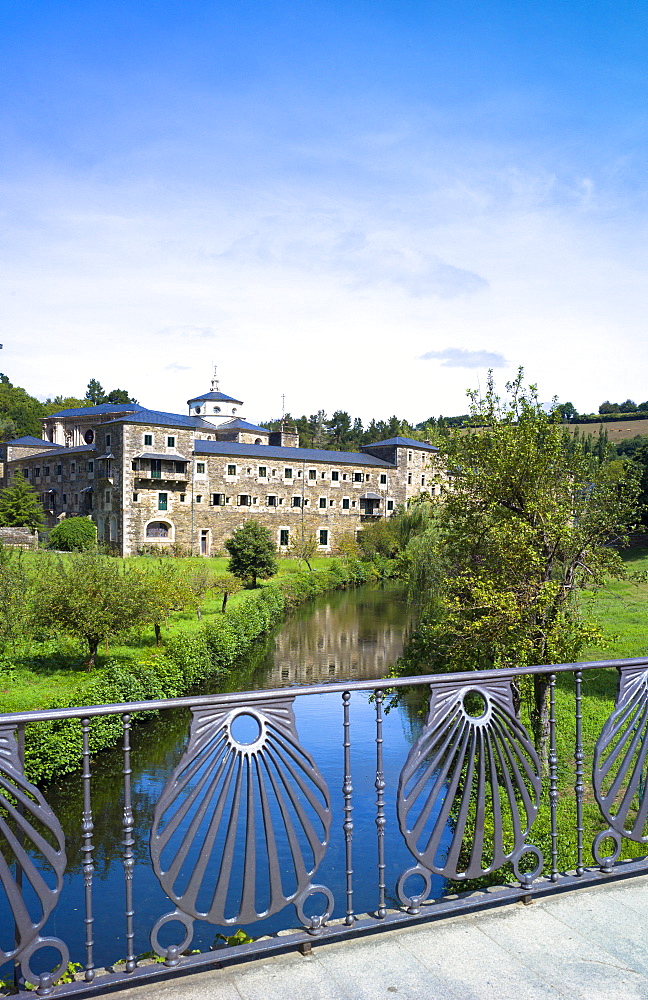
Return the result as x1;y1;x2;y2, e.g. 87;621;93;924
0;526;38;549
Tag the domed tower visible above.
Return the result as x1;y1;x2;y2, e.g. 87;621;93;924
187;368;245;428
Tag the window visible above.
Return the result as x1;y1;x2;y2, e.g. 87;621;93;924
56;464;62;475
214;406;221;413
279;529;289;547
23;468;29;478
175;462;185;474
308;469;316;480
267;495;277;506
158;493;168;511
132;492;139;502
151;459;162;479
106;435;111;446
342;498;350;510
196;462;205;474
319;497;327;509
132;460;138;471
167;436;175;448
87;461;93;473
180;493;186;502
342;473;348;480
258;466;267;478
353;472;363;482
292;496;302;507
44;465;50;476
331;470;339;481
247;468;251;474
196;495;203;503
284;467;293;479
227;464;236;476
380;474;387;485
365;474;370;481
421;475;425;486
105;491;110;502
62;493;67;504
144;434;153;446
147;521;170;538
297;469;302;478
34;468;40;477
387;500;394;512
408;451;412;461
408;473;412;484
212;493;225;506
319;529;329;546
237;495;251;506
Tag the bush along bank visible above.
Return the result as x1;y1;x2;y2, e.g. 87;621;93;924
22;557;395;783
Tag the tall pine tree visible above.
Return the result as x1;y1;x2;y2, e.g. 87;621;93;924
0;470;44;530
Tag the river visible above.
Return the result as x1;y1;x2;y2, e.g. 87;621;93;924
5;583;448;974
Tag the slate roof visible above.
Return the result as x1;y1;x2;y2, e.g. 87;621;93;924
45;403;145;418
17;444;96;460
361;436;438;452
102;408;214;430
7;436;58;448
187;390;244;405
218;418;270;433
193;440;395;467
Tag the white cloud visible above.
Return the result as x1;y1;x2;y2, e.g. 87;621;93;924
420;348;508;368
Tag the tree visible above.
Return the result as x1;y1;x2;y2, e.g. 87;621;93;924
0;374;44;438
211;573;242;612
106;388;136;404
0;470;44;530
556;402;578;421
402;370;641;764
85;379;107;405
289;527;318;570
48;516;96;551
598;400;620;414
225;521;277;588
137;562;195;644
33;552;148;668
0;544;32;651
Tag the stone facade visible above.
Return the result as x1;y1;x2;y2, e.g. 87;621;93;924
1;383;439;557
0;526;38;549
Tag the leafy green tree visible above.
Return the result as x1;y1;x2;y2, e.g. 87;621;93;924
48;517;96;551
556;401;578;421
33;552;149;668
211;572;242;612
106;388;136;404
402;370;641;763
225;521;277;588
42;395;92;415
136;562;195;644
598;400;620;414
0;470;44;530
0;544;32;651
357;518;400;560
0;374;44;438
289;527;318;570
85;379;107;405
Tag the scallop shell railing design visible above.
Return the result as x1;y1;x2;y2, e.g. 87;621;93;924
397;678;542;882
150;698;332;934
0;724;68;976
593;664;648;845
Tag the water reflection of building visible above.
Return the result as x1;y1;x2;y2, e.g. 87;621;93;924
264;598;414;686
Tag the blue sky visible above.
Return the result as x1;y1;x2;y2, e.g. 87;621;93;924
2;1;647;422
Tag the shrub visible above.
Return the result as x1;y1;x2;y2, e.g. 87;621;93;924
49;517;97;551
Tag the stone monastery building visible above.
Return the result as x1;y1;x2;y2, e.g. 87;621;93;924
0;375;438;556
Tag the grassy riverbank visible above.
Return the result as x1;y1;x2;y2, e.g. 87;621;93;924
0;554;336;715
1;554;391;781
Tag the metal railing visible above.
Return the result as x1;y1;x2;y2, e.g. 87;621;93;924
2;657;648;996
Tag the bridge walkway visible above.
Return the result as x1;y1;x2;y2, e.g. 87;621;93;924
97;875;648;1000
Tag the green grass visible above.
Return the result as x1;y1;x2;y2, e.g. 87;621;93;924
0;553;338;714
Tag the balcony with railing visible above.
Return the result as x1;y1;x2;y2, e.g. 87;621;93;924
2;657;648;996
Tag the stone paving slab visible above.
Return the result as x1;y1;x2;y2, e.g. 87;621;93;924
97;877;648;1000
